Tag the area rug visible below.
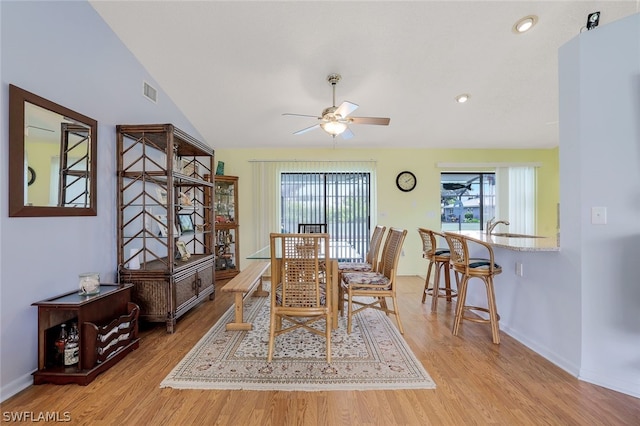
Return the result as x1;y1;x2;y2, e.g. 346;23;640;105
160;285;435;391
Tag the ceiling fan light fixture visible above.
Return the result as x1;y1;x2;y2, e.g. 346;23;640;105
513;15;538;34
320;120;347;136
455;94;470;103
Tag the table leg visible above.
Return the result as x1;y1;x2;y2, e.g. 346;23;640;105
330;260;338;330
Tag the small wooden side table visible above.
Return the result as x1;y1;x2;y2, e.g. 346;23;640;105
32;284;140;385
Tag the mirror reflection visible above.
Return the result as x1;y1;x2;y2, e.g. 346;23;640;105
24;102;92;208
9;84;97;217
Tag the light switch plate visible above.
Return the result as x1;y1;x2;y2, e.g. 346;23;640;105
591;207;607;225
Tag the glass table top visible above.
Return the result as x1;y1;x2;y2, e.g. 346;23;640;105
247;240;362;262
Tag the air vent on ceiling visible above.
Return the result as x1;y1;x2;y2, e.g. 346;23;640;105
143;81;157;103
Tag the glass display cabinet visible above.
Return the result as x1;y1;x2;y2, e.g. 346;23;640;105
214;175;239;280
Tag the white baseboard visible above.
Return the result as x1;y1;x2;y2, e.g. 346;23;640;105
1;371;33;403
504;326;640;399
502;325;580;376
579;368;640;399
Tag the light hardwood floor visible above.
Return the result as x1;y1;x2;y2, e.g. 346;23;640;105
2;275;639;425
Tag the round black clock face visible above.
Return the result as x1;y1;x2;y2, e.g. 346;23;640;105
27;166;36;186
396;171;416;192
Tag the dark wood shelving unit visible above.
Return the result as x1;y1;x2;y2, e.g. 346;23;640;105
116;124;216;333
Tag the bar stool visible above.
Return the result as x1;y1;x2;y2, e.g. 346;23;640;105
443;232;502;344
417;228;457;313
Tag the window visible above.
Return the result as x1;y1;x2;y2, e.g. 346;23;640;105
440;167;536;234
441;172;495;231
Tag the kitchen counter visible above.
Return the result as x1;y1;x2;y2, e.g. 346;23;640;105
445;230;560;252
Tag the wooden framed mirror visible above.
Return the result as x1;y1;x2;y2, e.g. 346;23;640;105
9;84;97;217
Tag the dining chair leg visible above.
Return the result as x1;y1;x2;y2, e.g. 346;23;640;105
325;313;332;363
452;275;469;337
267;310;277;362
391;296;404;335
380;297;389;314
347;291;354;334
422;261;434;303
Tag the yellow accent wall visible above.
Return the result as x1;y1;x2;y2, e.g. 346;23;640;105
214;147;559;275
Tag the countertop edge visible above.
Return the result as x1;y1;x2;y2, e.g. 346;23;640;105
445;230;560;252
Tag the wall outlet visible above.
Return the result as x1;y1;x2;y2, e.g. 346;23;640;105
515;262;524;277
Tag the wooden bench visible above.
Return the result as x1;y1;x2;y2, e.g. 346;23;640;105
220;261;270;331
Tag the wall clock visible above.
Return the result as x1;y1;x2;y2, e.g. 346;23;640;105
27;166;36;186
396;171;416;192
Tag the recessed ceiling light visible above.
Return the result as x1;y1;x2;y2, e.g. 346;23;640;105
513;15;538;34
455;94;470;103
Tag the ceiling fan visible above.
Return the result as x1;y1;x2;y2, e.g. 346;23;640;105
283;73;390;139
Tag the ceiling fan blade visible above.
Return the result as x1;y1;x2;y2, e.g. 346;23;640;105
293;124;320;135
341;127;354;140
349;116;390;126
283;113;321;119
334;101;359;118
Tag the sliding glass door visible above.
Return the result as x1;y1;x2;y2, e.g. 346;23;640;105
281;172;371;260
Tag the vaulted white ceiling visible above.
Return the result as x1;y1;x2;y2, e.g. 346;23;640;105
90;1;639;149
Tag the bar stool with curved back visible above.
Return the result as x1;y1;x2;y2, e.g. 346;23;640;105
417;228;457;312
444;232;503;344
341;227;408;334
268;233;332;362
337;225;386;313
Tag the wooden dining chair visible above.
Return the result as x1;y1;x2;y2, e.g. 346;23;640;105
341;227;407;334
298;223;327;233
337;225;386;314
443;232;502;344
268;232;332;362
417;227;457;312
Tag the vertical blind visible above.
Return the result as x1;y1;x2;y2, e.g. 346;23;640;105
496;166;536;234
281;172;371;259
251;160;377;259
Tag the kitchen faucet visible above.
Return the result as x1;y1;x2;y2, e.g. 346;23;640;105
486;218;510;235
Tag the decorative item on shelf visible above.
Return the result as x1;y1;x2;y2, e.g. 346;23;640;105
128;248;141;270
155;214;179;237
155;187;168;205
78;272;100;295
176;241;191;261
215;161;225;175
64;323;79;367
55;324;67;366
215;215;226;223
178;214;194;233
179;191;192;206
181;158;197;176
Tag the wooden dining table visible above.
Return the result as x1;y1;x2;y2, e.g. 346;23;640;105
247;240;362;329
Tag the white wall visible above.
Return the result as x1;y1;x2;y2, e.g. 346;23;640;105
559;13;640;397
0;1;203;401
400;12;640;399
